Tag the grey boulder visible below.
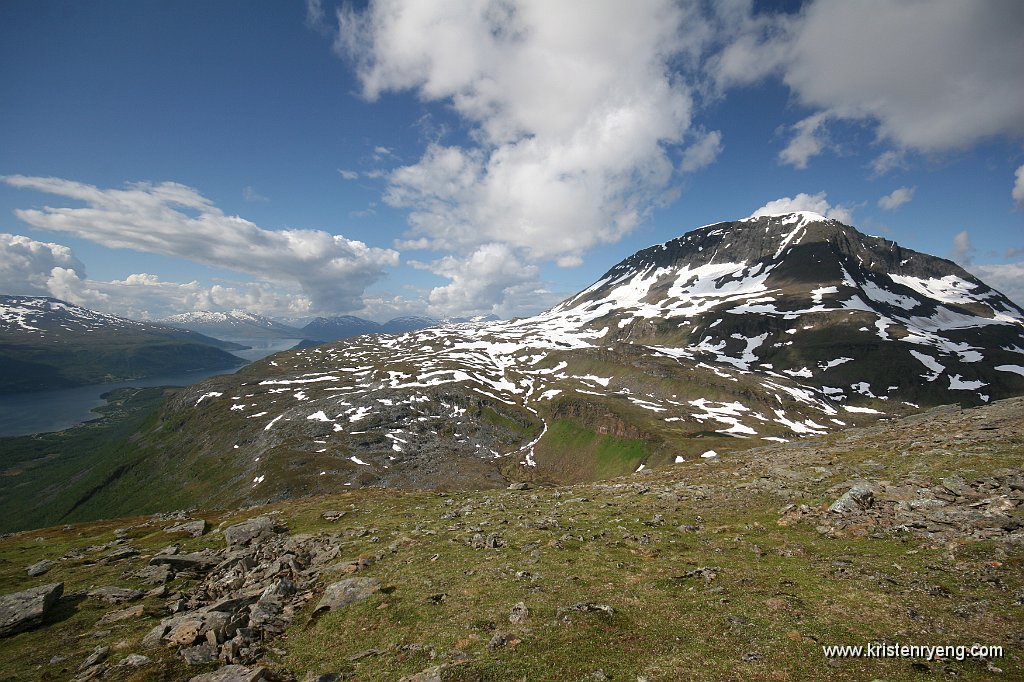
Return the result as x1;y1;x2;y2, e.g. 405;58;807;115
314;577;381;613
0;582;63;638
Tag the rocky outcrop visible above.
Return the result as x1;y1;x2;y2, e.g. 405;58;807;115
140;516;380;668
0;582;63;637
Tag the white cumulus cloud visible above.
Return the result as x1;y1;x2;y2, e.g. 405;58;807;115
1014;164;1024;208
969;263;1024;308
680;130;724;173
750;191;853;224
0;233;86;296
333;0;707;313
0;233;319;319
714;0;1024;165
878;186;916;210
950;230;975;265
2;175;398;314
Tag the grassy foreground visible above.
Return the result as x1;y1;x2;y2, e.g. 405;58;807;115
0;399;1021;681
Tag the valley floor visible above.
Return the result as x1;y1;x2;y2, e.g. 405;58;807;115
0;398;1021;681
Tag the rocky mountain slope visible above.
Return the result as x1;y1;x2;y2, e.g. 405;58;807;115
0;296;246;393
159;311;304;340
1;395;1021;681
54;212;1022;514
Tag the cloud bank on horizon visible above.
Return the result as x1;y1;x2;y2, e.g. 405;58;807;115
1;0;1022;320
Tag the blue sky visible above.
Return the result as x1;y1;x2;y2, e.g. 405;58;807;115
1;0;1022;322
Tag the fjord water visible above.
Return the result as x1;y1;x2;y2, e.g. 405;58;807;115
0;337;303;437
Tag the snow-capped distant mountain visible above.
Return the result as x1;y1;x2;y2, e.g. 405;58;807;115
0;296;245;392
132;214;1024;505
160;310;303;340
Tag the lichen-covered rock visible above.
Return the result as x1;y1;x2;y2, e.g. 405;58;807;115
187;664;269;682
87;586;144;603
26;560;54;577
314;577;380;613
166;519;208;537
223;516;278;550
828;484;874;514
0;582;63;638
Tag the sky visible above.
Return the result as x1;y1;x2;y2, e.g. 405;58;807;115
1;0;1022;323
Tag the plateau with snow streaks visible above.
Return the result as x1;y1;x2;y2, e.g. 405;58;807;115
143;213;1023;506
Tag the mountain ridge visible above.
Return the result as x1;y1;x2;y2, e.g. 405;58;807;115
0;296;246;393
44;213;1020;516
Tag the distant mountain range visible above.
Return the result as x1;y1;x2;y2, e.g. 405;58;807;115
298;315;439;342
160;310;441;343
54;212;1022;513
160;310;304;340
0;296;245;393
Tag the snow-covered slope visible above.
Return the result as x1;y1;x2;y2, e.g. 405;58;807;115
157;214;1024;501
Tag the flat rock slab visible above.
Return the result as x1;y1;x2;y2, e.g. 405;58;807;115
188;664;269;682
88;586;145;603
0;582;63;638
223;516;278;550
165;520;208;537
315;577;380;613
149;551;222;571
26;560;55;577
98;604;145;625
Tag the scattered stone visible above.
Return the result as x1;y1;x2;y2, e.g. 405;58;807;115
188;664;269;682
828;485;874;514
117;654;152;667
508;482;531;490
0;582;63;638
224;516;279;549
398;666;444;682
675;566;719;585
26;560;55;577
305;675;344;682
102;546;139;562
320;510;347;522
79;645;110;670
556;602;615;620
348;648;385;661
488;631;520;650
508;601;529;625
742;651;763;662
87;586;144;604
180;642;219;665
149;551;221;572
166;519;208;537
132;563;173;584
98;604;145;625
315;577;381;613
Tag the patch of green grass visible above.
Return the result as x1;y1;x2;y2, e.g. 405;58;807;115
533;417;651;481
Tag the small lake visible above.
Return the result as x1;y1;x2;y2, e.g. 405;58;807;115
0;337;304;438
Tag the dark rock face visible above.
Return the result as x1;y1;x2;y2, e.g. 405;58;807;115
557;213;1024;405
0;582;63;638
